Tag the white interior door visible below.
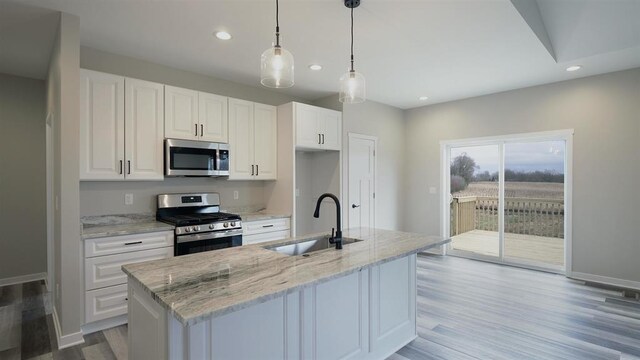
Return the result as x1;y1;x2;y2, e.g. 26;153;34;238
348;134;376;229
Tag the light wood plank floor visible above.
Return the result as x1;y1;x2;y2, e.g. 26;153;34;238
3;255;639;359
452;229;565;266
395;254;640;360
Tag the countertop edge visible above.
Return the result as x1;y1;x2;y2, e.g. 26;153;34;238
124;238;449;326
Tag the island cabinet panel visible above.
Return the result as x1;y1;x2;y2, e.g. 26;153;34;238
302;270;370;360
129;281;167;360
369;255;417;359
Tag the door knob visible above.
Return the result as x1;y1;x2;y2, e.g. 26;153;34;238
352;204;360;208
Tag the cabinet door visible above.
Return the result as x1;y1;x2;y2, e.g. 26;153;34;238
80;69;125;180
228;98;255;180
199;92;228;143
295;103;322;150
164;85;198;140
320;109;342;151
253;103;277;180
125;78;165;180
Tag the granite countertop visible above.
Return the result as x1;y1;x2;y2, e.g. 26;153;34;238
81;214;175;240
122;228;449;326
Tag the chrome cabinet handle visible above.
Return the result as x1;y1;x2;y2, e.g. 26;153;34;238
200;124;203;137
124;241;142;246
262;224;274;228
119;160;123;175
318;134;321;144
195;124;198;136
256;164;259;176
251;164;254;176
322;134;325;144
128;160;131;175
352;204;360;208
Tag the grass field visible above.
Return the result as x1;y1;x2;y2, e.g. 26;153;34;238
453;181;564;199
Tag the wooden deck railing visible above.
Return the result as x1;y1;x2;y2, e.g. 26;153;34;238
451;196;564;238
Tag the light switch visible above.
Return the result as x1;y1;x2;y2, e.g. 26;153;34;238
429;187;437;194
125;193;134;205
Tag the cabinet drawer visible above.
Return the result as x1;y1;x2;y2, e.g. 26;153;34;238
243;230;290;245
85;247;173;290
243;218;290;236
85;284;128;323
85;231;173;257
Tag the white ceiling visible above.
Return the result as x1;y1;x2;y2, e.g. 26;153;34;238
0;2;59;79
6;0;640;109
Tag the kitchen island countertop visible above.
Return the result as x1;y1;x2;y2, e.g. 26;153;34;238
122;228;449;326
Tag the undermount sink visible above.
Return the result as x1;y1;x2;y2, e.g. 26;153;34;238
265;236;362;256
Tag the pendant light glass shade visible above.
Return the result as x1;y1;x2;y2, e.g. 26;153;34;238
260;44;294;88
339;70;365;104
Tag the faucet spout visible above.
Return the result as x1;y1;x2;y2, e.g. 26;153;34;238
313;193;342;249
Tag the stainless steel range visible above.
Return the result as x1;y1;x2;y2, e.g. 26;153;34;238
156;193;242;256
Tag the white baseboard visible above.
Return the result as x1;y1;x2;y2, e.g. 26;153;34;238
52;307;85;349
81;314;127;335
570;272;640;292
0;272;47;287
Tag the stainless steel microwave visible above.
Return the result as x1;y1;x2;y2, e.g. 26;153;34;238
165;139;229;177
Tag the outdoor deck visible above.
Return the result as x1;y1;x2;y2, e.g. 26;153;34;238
451;229;564;267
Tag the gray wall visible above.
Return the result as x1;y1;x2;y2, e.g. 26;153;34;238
0;73;47;280
314;95;407;231
404;68;640;283
79;47;308;216
47;11;82;338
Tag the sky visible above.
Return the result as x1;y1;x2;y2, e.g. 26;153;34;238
450;140;565;174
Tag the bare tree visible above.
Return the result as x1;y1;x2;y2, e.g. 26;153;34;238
450;153;478;184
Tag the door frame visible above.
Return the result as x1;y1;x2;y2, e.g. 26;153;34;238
346;133;378;229
46;113;54;291
439;129;573;275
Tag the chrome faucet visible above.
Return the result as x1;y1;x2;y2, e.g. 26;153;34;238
313;193;342;250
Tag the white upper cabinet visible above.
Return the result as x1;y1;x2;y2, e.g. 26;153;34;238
164;86;198;140
124;78;165;180
199;92;228;143
254;103;278;180
80;69;164;181
80;69;125;180
294;103;342;151
165;86;229;142
228;98;277;180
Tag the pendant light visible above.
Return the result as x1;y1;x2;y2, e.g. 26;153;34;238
261;0;294;88
339;0;365;104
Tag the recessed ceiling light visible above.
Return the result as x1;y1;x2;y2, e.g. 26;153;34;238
215;31;232;40
308;64;323;71
419;96;429;101
566;65;582;72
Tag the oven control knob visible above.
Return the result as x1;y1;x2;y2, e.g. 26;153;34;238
193;226;199;232
209;224;215;230
230;221;236;227
224;222;229;228
184;228;191;233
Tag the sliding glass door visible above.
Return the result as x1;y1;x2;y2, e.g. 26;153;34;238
444;132;570;273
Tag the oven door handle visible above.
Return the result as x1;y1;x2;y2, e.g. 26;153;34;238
176;229;243;244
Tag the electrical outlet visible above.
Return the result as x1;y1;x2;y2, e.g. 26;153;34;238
233;191;239;200
429;186;437;194
295;188;300;197
125;193;134;205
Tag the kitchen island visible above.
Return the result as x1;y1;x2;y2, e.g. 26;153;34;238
122;228;449;360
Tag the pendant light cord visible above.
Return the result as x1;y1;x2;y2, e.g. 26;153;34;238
350;6;354;72
275;0;281;47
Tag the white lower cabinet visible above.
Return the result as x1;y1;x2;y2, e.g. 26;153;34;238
242;217;291;245
84;231;173;330
129;254;417;360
